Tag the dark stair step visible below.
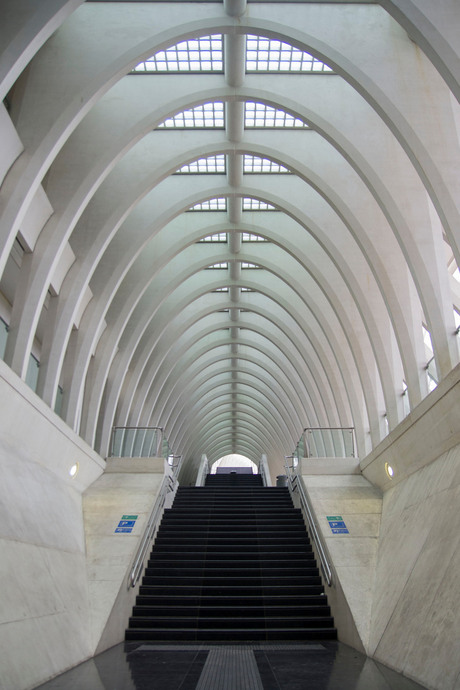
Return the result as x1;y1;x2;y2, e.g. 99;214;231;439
128;616;335;630
144;567;319;577
138;584;325;596
125;479;336;643
152;544;314;554
132;604;331;617
135;594;330;607
125;627;338;642
141;575;323;586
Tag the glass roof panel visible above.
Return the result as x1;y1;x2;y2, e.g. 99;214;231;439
244;155;290;173
246;35;333;73
177;155;226;173
243;198;276;211
189;198;227;211
157;102;224;129
241;262;263;269
242;233;268;242
199;233;228;242
133;35;223;72
245;102;308;128
205;262;229;269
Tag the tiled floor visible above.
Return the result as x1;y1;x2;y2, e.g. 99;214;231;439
35;641;429;690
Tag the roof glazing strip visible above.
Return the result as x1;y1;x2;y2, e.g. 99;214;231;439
244;155;291;173
177;155;226;173
242;233;268;241
246;35;333;72
157;102;224;128
243;198;277;210
134;35;223;72
245;102;308;128
189;198;227;211
199;233;228;242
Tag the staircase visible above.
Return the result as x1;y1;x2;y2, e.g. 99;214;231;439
125;471;336;641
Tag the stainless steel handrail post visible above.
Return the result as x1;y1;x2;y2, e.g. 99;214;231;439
284;460;333;587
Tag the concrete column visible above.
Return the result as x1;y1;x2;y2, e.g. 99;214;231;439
224;0;247;18
225;33;246;87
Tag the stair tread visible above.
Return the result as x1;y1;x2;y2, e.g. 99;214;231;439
126;480;336;642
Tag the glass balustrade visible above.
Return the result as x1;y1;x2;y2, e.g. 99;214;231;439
110;427;166;458
294;427;356;459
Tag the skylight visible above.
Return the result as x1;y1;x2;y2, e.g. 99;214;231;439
242;233;268;242
157;103;224;129
243;198;276;211
241;262;263;269
133;35;223;72
199;233;227;242
245;102;308;128
244;155;290;173
189;198;227;211
177;155;226;173
206;262;229;269
246;35;333;73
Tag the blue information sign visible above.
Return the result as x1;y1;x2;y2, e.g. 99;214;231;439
115;517;138;533
117;520;136;528
327;515;349;534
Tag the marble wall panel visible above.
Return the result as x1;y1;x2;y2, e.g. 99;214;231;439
369;446;460;690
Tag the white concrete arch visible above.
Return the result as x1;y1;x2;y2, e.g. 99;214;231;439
145;342;311;445
120;312;323;436
6;76;438;420
34;121;440;432
90;260;370;456
88;249;371;455
1;0;459;477
103;290;351;454
5;12;458;392
170;379;294;456
152;344;309;440
379;0;460;104
181;399;288;462
168;377;293;455
170;379;292;450
137;309;336;431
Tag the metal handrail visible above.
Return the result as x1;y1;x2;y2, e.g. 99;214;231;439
128;471;177;588
300;426;356;458
259;461;268;486
284;460;333;587
110;426;164;458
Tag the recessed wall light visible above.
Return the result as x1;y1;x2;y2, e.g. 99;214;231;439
69;463;79;478
385;462;394;479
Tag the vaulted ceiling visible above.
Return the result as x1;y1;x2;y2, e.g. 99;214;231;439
1;0;459;480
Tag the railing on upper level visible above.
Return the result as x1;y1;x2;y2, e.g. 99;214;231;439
284;457;333;587
110;426;165;458
295;427;356;459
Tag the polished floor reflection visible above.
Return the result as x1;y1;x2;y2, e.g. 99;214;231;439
35;641;428;690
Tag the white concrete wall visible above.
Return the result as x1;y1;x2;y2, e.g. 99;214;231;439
369;444;460;690
301;468;383;653
83;458;166;654
0;361;167;689
303;364;460;690
0;360;104;690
